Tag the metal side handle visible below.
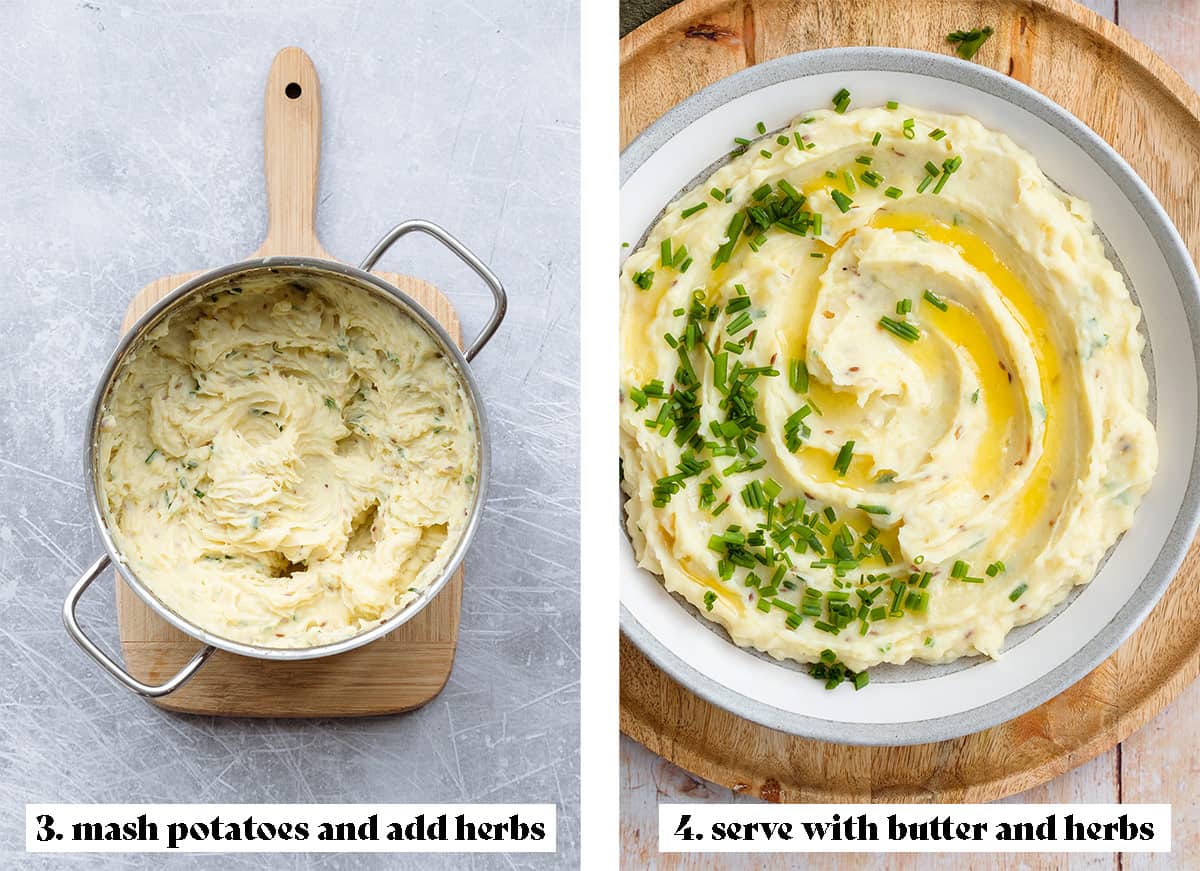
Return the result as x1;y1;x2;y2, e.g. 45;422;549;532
63;554;215;698
360;219;507;361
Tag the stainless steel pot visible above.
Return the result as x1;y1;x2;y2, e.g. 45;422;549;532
63;219;505;697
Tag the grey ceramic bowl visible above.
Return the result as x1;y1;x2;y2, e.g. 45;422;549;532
619;47;1200;745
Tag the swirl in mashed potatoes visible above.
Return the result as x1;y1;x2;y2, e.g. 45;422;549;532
620;104;1156;676
98;271;477;648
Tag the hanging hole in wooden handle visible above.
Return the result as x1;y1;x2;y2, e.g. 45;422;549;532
285;82;302;99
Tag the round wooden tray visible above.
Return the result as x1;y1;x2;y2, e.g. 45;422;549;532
619;0;1200;803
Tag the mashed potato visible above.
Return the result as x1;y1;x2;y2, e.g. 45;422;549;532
620;104;1156;675
98;272;477;648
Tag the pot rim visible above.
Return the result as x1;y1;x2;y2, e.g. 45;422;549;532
85;254;491;661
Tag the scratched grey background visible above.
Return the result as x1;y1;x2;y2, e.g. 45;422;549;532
0;1;579;868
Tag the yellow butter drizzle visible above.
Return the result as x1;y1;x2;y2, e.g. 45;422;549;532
871;212;1067;539
906;297;1017;492
679;558;744;613
772;201;1065;540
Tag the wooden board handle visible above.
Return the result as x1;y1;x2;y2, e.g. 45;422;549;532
253;46;331;259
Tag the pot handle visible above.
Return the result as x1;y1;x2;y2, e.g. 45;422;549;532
63;555;216;698
359;219;507;361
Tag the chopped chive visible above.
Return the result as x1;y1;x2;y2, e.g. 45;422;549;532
830;189;854;213
734;137;751;146
923;289;949;311
756;121;766;134
703;591;717;611
713;353;728;391
789;358;809;393
660;238;672;266
1009;583;1028;601
777;178;803;201
929;128;947;140
681;202;708;218
144;448;158;464
947;26;995;61
712;212;746;268
902;118;916;140
726;311;754;334
832;87;851;113
951;560;969;579
752;182;772;200
886;100;899;110
878;316;920;342
760;149;773;159
884;186;903;199
986;560;1007;577
856;155;873;166
810;251;825;258
833;440;855;476
853;670;870;690
632;269;654;290
710;186;724;201
916;174;935;194
857;504;890;515
872;131;882;146
842;170;857;193
726;294;752;313
896;298;912;315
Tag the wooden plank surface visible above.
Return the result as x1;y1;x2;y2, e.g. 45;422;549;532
619;0;1200;866
111;47;464;717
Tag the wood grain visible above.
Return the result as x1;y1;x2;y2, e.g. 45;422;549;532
112;47;464;717
619;0;1200;806
620;736;1120;870
1120;1;1200;99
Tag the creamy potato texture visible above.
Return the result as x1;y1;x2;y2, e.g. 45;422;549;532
98;273;477;648
621;105;1157;675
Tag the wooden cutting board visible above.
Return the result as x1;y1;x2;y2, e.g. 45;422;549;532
620;0;1200;802
114;46;463;717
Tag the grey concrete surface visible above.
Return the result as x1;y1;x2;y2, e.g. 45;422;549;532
620;0;680;36
0;1;579;869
